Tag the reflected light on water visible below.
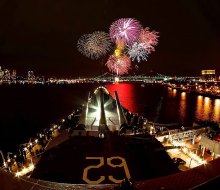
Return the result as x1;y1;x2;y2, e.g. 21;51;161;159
179;92;186;120
181;92;186;99
213;99;220;121
172;89;177;96
196;96;204;120
167;87;173;97
204;97;210;103
215;99;220;107
106;83;137;113
167;88;177;98
203;97;211;120
195;95;220;121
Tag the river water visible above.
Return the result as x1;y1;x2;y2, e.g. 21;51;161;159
0;83;219;153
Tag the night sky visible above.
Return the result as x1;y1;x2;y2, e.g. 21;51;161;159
0;0;219;78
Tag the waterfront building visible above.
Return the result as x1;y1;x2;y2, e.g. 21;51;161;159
0;67;3;80
11;70;17;81
27;71;35;81
201;70;216;81
3;69;10;81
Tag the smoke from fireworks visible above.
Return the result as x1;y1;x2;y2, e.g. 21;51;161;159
77;31;112;60
109;18;142;45
106;55;131;75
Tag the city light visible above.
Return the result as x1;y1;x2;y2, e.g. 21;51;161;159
15;164;35;177
1;65;220;86
114;77;120;83
1;63;220;188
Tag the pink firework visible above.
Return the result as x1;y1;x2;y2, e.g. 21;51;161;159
109;18;142;45
106;54;131;75
139;27;159;53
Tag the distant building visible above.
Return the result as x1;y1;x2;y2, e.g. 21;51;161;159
3;69;10;81
201;70;216;81
11;70;17;81
27;71;35;81
0;66;3;80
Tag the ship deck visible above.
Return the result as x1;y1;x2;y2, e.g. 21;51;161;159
31;133;179;184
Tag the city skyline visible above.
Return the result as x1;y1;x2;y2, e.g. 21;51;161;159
0;0;219;77
1;64;219;80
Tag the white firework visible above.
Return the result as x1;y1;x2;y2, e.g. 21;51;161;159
127;42;148;62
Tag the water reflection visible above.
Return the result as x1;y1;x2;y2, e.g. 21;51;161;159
181;92;186;99
196;96;203;119
172;89;177;96
107;84;220;123
213;99;220;121
167;88;177;97
167;87;173;96
195;96;219;121
106;83;137;113
203;97;211;120
179;92;186;120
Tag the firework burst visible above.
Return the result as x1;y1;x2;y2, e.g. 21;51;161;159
139;27;159;54
106;54;131;75
77;18;159;75
77;31;112;60
116;39;126;50
109;18;142;45
127;42;148;62
127;28;159;62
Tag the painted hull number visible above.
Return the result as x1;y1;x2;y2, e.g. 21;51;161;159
82;156;131;184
